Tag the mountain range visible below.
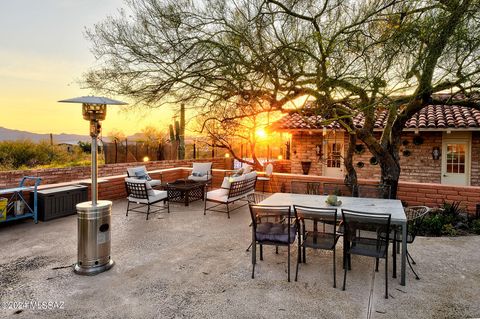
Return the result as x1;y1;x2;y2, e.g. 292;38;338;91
0;127;91;144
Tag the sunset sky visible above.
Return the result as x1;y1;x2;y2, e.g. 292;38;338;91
0;0;174;136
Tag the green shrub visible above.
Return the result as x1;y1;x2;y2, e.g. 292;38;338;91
419;214;444;236
0;140;94;170
441;223;458;236
472;219;480;235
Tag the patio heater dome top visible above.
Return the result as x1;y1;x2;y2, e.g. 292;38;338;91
58;96;127;105
58;95;127;122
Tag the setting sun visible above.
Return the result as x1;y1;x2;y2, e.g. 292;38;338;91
255;128;267;139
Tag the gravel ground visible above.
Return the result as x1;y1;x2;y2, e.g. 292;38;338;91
0;198;479;319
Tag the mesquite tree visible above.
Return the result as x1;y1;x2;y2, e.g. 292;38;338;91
85;0;480;197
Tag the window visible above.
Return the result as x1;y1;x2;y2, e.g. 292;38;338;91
446;144;466;174
326;143;342;168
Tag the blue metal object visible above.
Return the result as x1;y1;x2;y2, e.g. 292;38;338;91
0;176;42;224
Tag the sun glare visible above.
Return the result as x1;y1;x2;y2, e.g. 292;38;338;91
256;128;267;139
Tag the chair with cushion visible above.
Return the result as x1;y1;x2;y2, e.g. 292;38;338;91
358;184;392;199
187;162;213;183
291;180;321;195
294;205;340;287
341;209;391;299
126;166;161;188
249;204;299;282
125;178;169;220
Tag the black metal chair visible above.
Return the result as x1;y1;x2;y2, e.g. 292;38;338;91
391;206;430;280
357;184;392;199
125;178;169;220
323;182;357;197
294;205;340;287
290;180;321;195
249;204;299;282
341;209;391;299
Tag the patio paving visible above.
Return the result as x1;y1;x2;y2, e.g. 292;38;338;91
0;198;479;319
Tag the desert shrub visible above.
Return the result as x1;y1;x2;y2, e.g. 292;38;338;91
0;140;94;170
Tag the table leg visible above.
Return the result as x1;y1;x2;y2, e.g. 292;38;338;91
401;220;407;286
184;190;189;206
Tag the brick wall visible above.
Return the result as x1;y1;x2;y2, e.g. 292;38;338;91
291;131;480;186
0;157;230;189
471;132;480;186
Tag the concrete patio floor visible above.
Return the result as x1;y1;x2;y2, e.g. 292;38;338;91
1;197;479;319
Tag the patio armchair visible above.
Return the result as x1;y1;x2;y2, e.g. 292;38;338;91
290;180;321;195
357;184;392;199
249;204;299;282
125;178;169;220
341;209;391;299
187;162;213;183
294;205;340;287
126;166;161;188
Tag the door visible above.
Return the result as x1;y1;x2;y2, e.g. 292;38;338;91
324;132;344;178
441;137;470;185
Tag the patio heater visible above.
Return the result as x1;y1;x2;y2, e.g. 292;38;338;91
59;96;127;275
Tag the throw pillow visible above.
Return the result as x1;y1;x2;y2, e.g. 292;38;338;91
192;172;206;177
135;170;152;181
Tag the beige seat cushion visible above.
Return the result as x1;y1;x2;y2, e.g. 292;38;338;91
128;189;168;204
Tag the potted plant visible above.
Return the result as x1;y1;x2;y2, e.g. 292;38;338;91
301;161;312;175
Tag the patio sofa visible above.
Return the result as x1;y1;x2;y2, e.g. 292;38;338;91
204;171;257;218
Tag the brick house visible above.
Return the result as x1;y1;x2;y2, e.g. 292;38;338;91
269;104;480;186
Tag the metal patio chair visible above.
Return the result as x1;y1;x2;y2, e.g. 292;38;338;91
249;204;299;282
125;178;169;220
357;184;392;199
294;205;340;287
391;206;430;280
341;209;391;299
323;182;357;197
290;180;321;195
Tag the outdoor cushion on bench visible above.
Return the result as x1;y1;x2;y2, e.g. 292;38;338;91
204;171;257;218
188;162;212;182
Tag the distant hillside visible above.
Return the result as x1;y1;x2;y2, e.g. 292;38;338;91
0;127;90;144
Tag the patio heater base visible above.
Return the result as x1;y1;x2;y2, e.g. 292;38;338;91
74;259;114;276
74;201;114;276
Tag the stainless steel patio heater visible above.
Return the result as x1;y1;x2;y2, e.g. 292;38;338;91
59;96;127;275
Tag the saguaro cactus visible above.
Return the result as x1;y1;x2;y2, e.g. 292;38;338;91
178;103;185;160
169;104;186;160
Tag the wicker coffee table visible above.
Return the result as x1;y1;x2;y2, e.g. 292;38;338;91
162;179;207;206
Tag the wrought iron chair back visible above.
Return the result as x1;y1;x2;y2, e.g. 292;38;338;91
290;180;321;195
125;181;149;200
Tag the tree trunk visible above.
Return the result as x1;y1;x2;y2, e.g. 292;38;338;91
377;151;400;199
343;132;358;196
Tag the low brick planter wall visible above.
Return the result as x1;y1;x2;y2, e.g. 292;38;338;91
4;164;477;215
0;157;231;189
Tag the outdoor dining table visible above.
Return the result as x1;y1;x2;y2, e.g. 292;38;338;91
258;192;408;286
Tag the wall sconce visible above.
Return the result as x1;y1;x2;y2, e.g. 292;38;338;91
432;147;441;160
